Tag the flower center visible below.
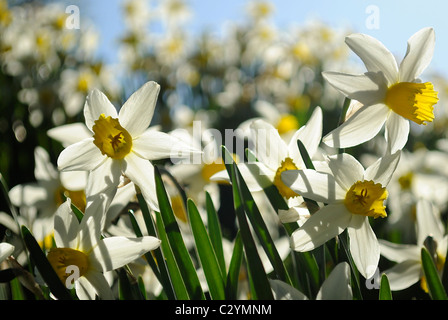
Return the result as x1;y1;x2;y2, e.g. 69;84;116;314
398;171;414;190
344;180;388;218
384;82;438;125
92;114;133;159
274;157;300;199
77;72;94;93
201;159;226;183
47;248;89;284
276;114;299;135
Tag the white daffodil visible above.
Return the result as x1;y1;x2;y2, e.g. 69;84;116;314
281;151;400;278
47;197;161;300
379;199;447;292
8;147;87;248
213;106;323;198
383;148;448;243
9;146;87;216
211;106;323;225
56;81;199;211
322;27;438;153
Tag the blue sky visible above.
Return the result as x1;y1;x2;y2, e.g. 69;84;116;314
79;0;448;76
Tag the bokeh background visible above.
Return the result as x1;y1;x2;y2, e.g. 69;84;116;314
2;0;448;244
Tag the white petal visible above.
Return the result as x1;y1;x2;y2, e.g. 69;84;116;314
347;215;379;279
382;260;422;291
249;119;288;171
269;279;308;300
34;147;58;181
82;270;115;300
124;153;159;211
316;262;352;300
416;199;445;245
0;243;15;262
8;183;48;207
85;158;121;207
327;153;364;191
133;129;200;161
322;72;385;105
288;106;323;167
53;199;79;248
322;103;389;149
282;169;345;203
47;123;93;147
240;162;275;191
345;33;399;85
75;275;97;300
119;81;160;137
93;236;161;271
364;151;401;187
57;139;105;172
84;89;118;131
290;203;351;252
379;239;420;263
385;112;410;154
399;27;435;82
60;170;88;191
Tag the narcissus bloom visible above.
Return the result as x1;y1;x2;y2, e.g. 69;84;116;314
281;152;400;278
322;27;438;153
212;106;323;199
47;197;161;300
380;199;448;292
57;81;199;211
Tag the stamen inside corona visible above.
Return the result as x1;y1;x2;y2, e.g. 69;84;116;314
92;114;132;159
384;82;438;125
276;114;299;135
344;180;388;218
47;248;89;284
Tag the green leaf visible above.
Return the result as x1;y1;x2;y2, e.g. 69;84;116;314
225;232;243;300
296;139;320;215
137;193;175;300
137;276;148;300
127;209;163;283
205;191;226;278
188;199;226;300
154;210;189;300
230;149;291;284
117;268;145;300
154;166;205;300
9;277;25;300
245;147;318;298
421;247;448;300
379;273;392;300
21;226;73;300
222;146;274;300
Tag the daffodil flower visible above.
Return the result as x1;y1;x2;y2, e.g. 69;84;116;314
379;199;448;292
322;27;438;153
281;151;400;278
57;81;199;211
47;197;161;300
212;106;323;199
